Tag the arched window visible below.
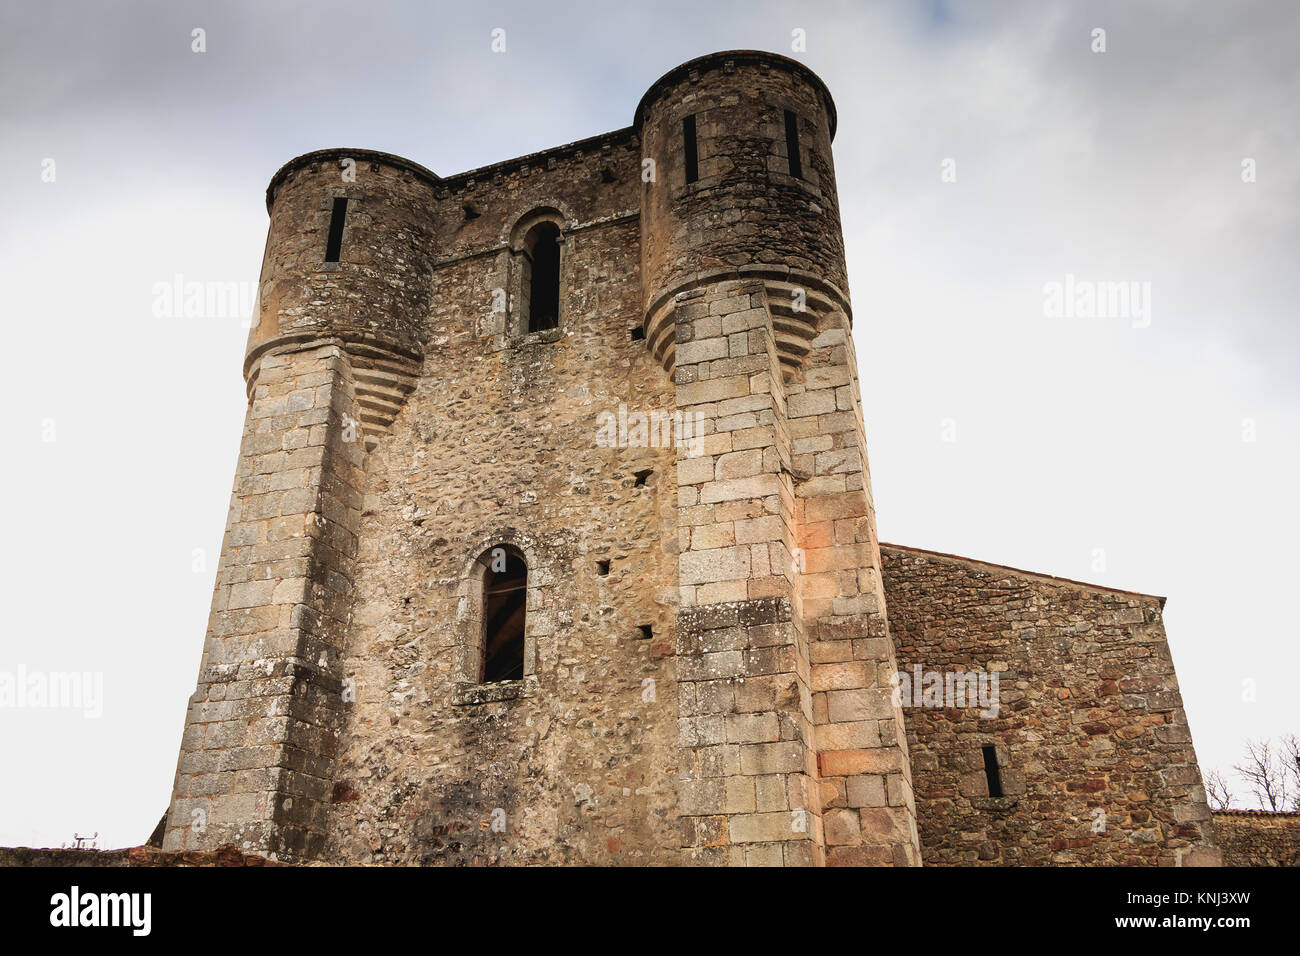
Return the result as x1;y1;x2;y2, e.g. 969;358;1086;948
480;546;527;682
522;221;561;333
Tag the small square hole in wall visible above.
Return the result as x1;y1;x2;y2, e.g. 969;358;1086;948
633;469;652;488
596;559;611;576
629;325;646;341
638;624;653;640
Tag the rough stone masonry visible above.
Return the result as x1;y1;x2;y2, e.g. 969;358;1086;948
162;50;1220;866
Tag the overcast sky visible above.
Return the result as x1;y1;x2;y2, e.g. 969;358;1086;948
1;0;1296;848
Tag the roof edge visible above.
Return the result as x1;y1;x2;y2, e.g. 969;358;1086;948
634;49;837;139
263;128;640;212
263;52;838;214
879;542;1168;605
437;126;637;191
265;148;441;212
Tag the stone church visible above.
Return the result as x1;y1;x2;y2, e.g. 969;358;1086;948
163;50;1220;866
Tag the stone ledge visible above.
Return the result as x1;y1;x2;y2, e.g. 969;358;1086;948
452;676;540;706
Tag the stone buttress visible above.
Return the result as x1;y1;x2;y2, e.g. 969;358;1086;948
637;52;922;865
164;151;433;859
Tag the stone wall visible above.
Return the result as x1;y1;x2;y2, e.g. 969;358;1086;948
322;142;683;864
667;272;919;866
649;54;920;867
165;342;365;860
0;845;282;867
670;278;821;865
1212;811;1300;866
881;544;1219;866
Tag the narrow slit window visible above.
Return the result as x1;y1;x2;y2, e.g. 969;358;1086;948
784;110;802;179
682;114;698;184
982;745;1003;798
523;222;561;333
324;197;348;262
481;549;527;682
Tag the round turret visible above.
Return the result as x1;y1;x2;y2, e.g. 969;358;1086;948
248;148;438;383
635;51;849;377
246;148;439;443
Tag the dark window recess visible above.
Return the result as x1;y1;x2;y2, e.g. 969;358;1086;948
682;114;699;184
633;469;652;487
596;559;611;576
638;624;653;640
630;325;646;341
982;745;1003;798
324;197;348;262
481;550;527;682
784;110;803;179
525;222;561;332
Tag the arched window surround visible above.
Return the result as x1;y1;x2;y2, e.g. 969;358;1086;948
480;544;527;682
503;207;569;343
452;531;544;705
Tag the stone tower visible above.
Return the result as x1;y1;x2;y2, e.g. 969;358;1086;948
163;49;1217;867
637;55;919;865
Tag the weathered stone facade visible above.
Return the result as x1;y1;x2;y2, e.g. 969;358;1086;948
163;50;1217;866
881;545;1219;866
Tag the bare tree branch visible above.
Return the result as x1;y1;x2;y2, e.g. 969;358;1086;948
1280;734;1300;811
1204;768;1234;810
1233;737;1291;811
